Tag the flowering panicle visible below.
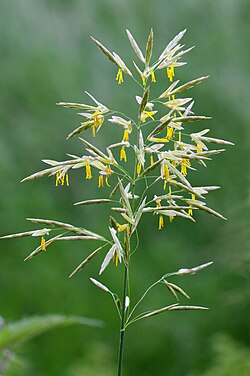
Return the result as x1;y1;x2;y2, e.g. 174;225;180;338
0;29;234;366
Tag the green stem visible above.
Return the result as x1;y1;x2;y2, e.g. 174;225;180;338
117;265;128;376
117;84;144;375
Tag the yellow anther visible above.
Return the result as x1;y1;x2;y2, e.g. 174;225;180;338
123;129;129;142
169;215;174;223
91;123;96;137
163;164;169;190
98;175;104;187
151;71;156;83
167;65;175;82
105;176;110;187
105;165;112;186
115;252;119;266
41;237;46;251
55;172;59;186
120;147;127;162
153;199;161;215
166;127;174;141
90;113;104;137
117;223;128;233
181;159;190;176
94;115;99;126
197;144;203;153
106;165;112;176
105;165;111;187
137;162;142;176
150;155;154;165
145;111;155;120
55;171;69;186
141;111;155;123
158;215;164;230
181;164;187;176
116;69;124;84
65;174;69;186
188;194;196;216
163;164;169;180
85;161;92;179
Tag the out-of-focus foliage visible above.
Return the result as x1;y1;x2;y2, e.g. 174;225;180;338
0;351;26;376
0;315;101;351
0;315;101;375
190;334;250;376
67;342;115;376
0;0;249;375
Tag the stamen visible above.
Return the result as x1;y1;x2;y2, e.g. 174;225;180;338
41;237;46;251
181;164;187;176
98;175;104;187
166;127;174;141
116;69;124;84
169;215;174;223
158;215;164;230
120;147;127;162
105;176;110;187
55;172;59;187
137;162;142;176
167;65;175;82
92;123;96;137
66;174;69;186
151;71;156;83
94;115;99;126
142;111;155;123
164;164;169;180
181;159;190;176
105;165;111;186
115;252;119;266
197;144;203;153
85;162;92;179
123;129;129;142
153;199;161;215
61;174;65;186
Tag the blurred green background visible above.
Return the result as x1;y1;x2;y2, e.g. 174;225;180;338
0;0;249;375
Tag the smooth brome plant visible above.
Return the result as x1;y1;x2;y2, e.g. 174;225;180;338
1;29;234;375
